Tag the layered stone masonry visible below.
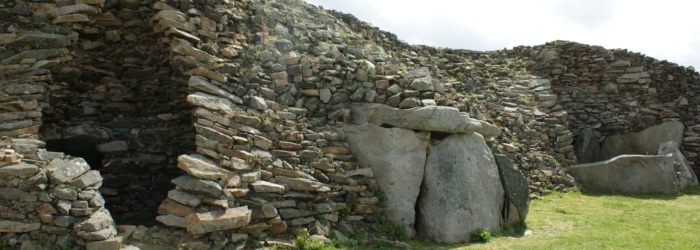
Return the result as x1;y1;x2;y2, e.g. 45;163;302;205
2;0;197;225
516;41;700;172
0;138;118;250
0;0;699;248
0;69;48;138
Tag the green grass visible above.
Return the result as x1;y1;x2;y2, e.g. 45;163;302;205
287;187;700;250
454;186;700;249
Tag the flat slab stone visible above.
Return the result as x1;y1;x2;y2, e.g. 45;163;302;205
568;154;692;194
171;175;223;198
186;206;251;234
0;187;37;202
47;157;90;184
274;176;330;192
71;170;103;189
177;154;231;180
350;103;500;139
0;220;41;233
250;180;286;193
0;162;39;177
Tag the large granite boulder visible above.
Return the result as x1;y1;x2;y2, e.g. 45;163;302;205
599;121;684;161
417;133;504;243
568;154;695;194
494;154;529;226
349;103;500;139
344;123;430;237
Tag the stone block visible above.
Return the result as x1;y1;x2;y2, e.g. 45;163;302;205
186;206;251;234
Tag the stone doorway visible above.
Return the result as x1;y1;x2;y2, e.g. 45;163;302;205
45;135;105;170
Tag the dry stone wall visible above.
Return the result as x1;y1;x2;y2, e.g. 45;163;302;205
1;0;699;248
1;0;195;225
516;41;700;173
0;138;118;250
0;69;47;138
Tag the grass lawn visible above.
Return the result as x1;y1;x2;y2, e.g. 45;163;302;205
418;186;700;250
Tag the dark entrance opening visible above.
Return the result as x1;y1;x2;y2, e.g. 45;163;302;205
45;135;105;169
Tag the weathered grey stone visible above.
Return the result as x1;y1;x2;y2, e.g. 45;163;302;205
418;133;504;243
48;4;100;16
167;189;202;207
0;221;41;233
251;204;279;220
398;97;420;108
53;216;75;227
320;88;332;103
71;170;103;189
85;238;122;250
171;175;223;198
90;193;105;207
47;158;91;184
156;214;187;228
569;154;691;194
0;205;26;220
250;180;286;193
275;39;294;53
186;206;251;234
77;227;114;241
0;187;37;202
38;150;65;161
344;168;374;178
344;123;429;237
403;67;433;91
278;208;318;219
74;210;113;232
658;141;698;187
599;121;684;161
0;162;38;177
158;198;195;217
575;128;600;164
350;103;499;138
494;154;529;226
274;175;330;192
477;120;502;140
57;200;72;214
178;154;231;180
14;33;71;49
171;38;223;63
188;76;243;104
187;92;240;118
1;48;68;64
54;188;78;201
2;84;45;95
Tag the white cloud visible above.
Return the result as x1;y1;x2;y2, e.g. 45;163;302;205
305;0;700;68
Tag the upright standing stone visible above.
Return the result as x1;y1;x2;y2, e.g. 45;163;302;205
494;154;529;226
657;141;698;187
417;133;504;243
344;123;430;237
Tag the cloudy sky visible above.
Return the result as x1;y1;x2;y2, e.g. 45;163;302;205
304;0;700;69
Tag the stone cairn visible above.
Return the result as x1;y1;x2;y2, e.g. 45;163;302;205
1;0;699;249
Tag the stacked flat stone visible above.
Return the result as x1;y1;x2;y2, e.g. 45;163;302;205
0;138;118;249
